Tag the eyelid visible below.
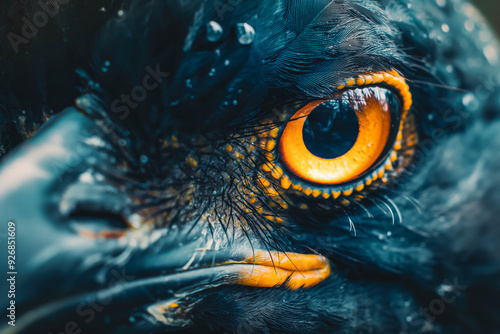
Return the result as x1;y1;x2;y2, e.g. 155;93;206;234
337;70;413;114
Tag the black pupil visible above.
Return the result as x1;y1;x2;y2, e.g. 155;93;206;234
303;99;359;159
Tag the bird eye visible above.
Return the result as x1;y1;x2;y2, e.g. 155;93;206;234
259;70;416;198
279;87;400;185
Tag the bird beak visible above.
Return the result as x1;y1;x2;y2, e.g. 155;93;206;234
225;250;331;290
0;108;330;333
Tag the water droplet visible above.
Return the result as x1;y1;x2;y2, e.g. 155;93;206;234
86;136;105;147
224;59;230;66
186;79;193;88
235;23;255;45
484;45;499;65
441;24;450;33
129;213;142;229
207;21;223;43
233;100;238;105
462;92;478;110
118;139;127;147
437;283;454;297
75;95;91;109
140;155;149;163
79;172;93;184
104;60;110;67
464;20;474;32
117;9;124;17
100;7;106;12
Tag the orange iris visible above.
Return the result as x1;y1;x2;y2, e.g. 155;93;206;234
278;93;393;185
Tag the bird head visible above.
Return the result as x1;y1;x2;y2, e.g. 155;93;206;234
1;0;500;333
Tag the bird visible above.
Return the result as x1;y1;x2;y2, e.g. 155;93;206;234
1;0;500;333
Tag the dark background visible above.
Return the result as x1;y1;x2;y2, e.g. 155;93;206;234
473;0;500;34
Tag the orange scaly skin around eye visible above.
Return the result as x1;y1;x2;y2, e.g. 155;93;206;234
256;70;416;199
279;96;392;185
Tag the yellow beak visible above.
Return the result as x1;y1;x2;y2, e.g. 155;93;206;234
227;250;331;290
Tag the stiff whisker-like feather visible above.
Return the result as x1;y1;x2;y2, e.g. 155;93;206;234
339;206;357;236
372;196;395;226
380;194;403;225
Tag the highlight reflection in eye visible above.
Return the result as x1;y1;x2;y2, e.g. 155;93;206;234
279;87;400;185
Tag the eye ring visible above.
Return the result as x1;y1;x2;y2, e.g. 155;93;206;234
257;70;416;199
278;92;394;185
